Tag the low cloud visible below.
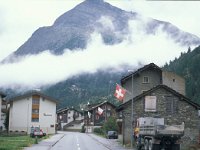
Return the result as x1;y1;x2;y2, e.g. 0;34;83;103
0;18;192;90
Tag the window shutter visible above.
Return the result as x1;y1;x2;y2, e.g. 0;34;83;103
165;96;178;114
166;96;172;113
173;99;178;113
145;96;157;112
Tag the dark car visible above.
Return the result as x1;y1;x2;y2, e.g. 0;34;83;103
107;131;118;139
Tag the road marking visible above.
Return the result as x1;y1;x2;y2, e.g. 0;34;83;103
76;136;80;150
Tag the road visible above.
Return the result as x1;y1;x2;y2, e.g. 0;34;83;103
51;132;131;150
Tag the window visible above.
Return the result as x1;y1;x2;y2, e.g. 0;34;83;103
107;112;111;117
32;118;39;122
107;106;111;110
32;99;39;104
32;109;39;114
96;115;99;120
165;96;178;114
32;95;40;122
145;96;157;112
142;90;147;93
143;76;149;83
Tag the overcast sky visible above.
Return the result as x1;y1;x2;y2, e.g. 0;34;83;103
0;0;200;89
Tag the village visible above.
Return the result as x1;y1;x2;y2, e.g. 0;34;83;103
0;63;200;150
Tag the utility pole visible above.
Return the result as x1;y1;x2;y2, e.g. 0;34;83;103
131;73;134;148
128;70;134;148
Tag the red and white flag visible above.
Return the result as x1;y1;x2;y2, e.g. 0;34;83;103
97;107;103;115
114;84;126;101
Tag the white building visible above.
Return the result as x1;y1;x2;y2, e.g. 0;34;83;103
0;92;6;131
8;91;57;134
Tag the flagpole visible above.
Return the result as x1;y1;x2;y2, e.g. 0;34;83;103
114;81;133;146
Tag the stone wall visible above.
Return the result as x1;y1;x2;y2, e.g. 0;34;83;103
122;68;162;103
122;87;199;148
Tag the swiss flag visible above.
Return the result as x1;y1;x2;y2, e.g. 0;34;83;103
114;84;126;101
97;107;103;115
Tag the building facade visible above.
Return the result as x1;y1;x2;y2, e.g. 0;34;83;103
57;108;83;131
121;63;185;103
84;101;116;132
118;63;199;148
0;92;6;131
8;91;57;134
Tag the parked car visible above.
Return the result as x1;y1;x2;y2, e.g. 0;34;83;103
30;127;46;138
107;131;118;139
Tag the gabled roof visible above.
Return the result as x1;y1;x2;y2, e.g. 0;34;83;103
121;63;162;84
0;91;6;98
8;90;58;104
57;107;69;113
87;101;116;111
117;84;200;110
57;107;82;114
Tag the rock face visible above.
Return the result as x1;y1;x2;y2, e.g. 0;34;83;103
9;0;133;57
4;0;200;60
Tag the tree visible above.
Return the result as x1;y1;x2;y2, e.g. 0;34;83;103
103;117;118;133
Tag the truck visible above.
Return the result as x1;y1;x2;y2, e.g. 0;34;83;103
135;117;184;150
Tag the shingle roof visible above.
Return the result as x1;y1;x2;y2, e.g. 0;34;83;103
57;107;82;114
121;63;162;84
87;101;116;111
8;90;58;103
117;84;200;110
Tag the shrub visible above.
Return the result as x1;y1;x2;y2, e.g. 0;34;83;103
93;127;104;135
81;125;85;133
103;117;118;133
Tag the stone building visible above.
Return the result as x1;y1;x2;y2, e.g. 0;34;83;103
121;63;185;103
118;63;200;148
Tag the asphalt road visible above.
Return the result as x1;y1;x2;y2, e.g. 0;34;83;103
51;132;109;150
51;132;132;150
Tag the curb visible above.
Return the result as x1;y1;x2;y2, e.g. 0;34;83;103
86;133;112;150
49;134;65;149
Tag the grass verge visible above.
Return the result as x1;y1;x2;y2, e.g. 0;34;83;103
0;135;45;150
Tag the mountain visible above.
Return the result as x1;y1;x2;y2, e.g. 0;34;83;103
3;0;133;61
3;0;200;62
44;70;125;108
2;0;200;108
164;46;200;104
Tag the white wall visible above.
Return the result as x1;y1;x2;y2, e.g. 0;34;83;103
0;96;2;130
9;96;56;134
9;97;32;133
67;110;74;123
31;98;56;134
